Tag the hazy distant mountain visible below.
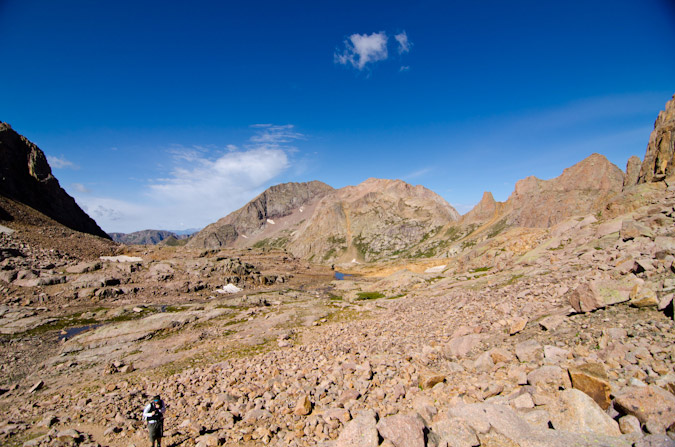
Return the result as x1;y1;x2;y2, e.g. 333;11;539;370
109;229;194;245
0;122;110;239
189;178;460;263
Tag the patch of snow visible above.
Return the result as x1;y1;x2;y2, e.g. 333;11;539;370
351;259;360;264
100;255;143;263
299;207;304;213
425;265;447;274
267;219;275;225
216;283;242;294
241;235;248;239
0;224;15;234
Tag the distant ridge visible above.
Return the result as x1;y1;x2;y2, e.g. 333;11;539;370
109;229;195;245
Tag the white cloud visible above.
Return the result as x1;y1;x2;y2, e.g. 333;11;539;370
395;31;410;54
74;125;303;233
47;155;77;169
335;31;388;70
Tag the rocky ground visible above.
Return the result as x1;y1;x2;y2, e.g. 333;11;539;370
1;184;675;447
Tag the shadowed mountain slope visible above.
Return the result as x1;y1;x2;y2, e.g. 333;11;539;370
0;122;109;239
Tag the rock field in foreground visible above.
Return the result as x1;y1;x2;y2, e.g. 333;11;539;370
1;187;675;447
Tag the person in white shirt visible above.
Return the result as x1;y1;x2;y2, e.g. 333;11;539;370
142;395;165;447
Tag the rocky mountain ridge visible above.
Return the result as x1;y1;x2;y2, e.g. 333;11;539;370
0;122;109;240
188;181;334;250
638;93;675;183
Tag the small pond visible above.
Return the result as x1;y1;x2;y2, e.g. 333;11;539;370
334;271;353;280
59;324;102;341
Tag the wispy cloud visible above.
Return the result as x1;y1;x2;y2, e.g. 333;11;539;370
70;183;90;193
403;167;433;180
73;125;303;233
47;155;78;169
395;31;411;54
249;124;305;146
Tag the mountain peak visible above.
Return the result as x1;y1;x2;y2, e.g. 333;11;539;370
0;123;109;239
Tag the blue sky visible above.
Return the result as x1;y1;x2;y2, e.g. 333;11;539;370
1;0;674;233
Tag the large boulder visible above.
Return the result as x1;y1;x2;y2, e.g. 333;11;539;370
548;389;621;437
568;363;612;410
376;413;426;447
614;385;675;432
335;410;379;447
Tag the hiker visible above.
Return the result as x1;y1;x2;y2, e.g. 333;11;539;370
143;395;165;447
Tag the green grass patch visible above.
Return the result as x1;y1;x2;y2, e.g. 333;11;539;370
164;305;189;313
504;274;524;286
355;291;385;300
470;266;491;273
487;218;508;239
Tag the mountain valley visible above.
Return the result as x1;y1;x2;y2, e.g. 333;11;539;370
0;95;674;447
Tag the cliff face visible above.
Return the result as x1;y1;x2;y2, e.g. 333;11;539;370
504;153;624;228
638;94;675;183
0;123;109;239
187;181;334;249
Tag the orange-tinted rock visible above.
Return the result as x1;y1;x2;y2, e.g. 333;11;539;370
568;363;612;410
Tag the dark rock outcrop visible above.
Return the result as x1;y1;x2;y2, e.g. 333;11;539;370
638;94;675;183
0;123;109;239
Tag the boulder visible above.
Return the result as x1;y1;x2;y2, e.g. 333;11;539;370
543;345;570;365
630;284;659;308
335;410;379;447
376;413;426;447
430;415;480;447
509;317;528;335
548;389;621;436
634;435;675;447
294;394;312;416
515;339;543;363
621;220;654;241
418;369;445;389
614;385;675;432
618;415;642;434
568;279;631;313
568;363;612;410
445;334;485;358
527;365;569;390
